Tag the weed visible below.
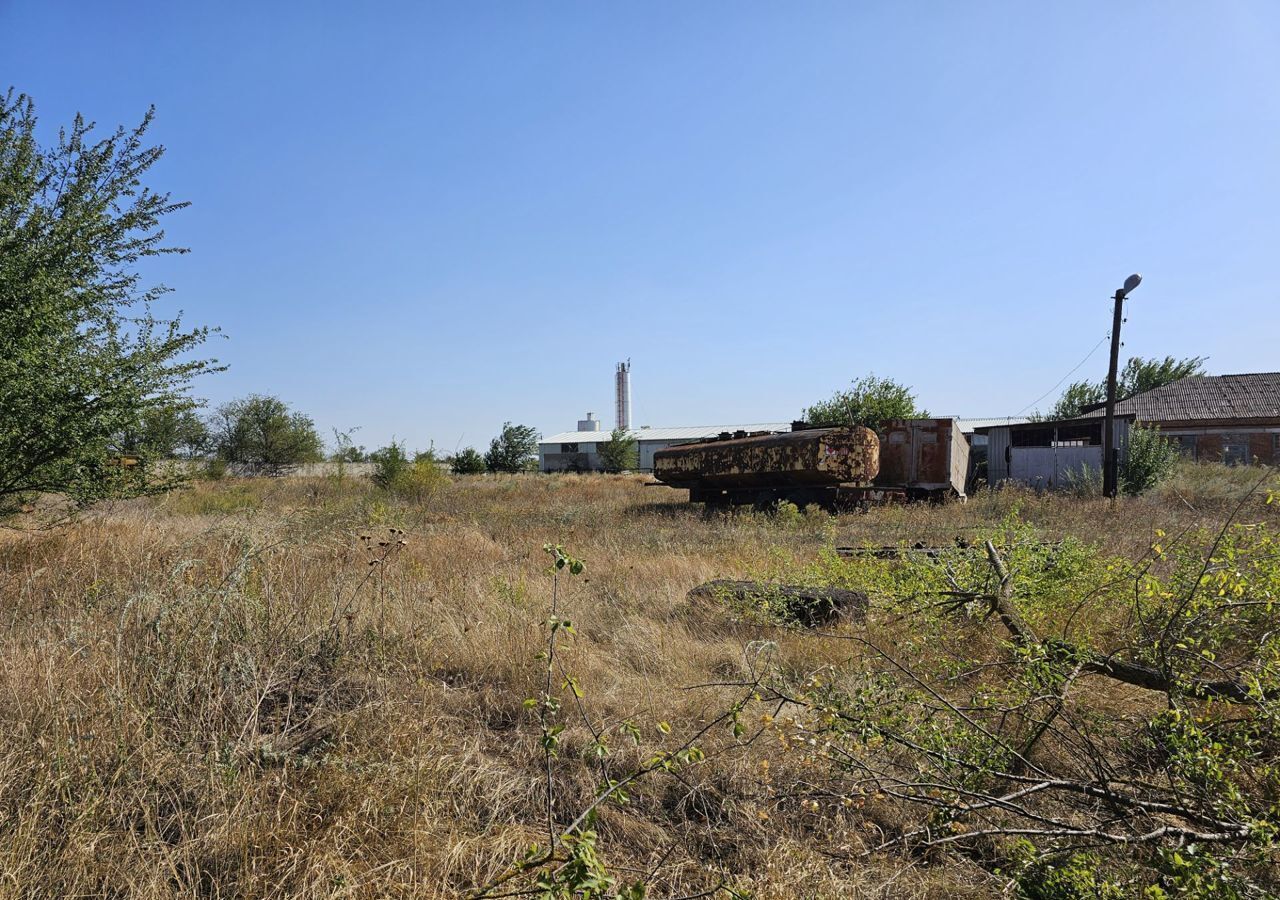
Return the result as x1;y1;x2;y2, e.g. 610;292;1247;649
1;471;1276;896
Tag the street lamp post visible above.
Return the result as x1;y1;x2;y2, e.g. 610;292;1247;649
1102;273;1142;498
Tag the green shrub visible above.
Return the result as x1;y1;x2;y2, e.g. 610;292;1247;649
329;428;366;463
1121;425;1180;495
0;91;218;516
370;441;412;491
1011;842;1124;900
201;458;228;481
372;441;447;500
772;500;802;526
451;447;486;475
398;459;448;500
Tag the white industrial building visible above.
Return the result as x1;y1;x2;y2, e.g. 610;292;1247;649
539;359;788;472
539;415;791;473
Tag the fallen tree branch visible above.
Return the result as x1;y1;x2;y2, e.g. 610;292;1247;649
836;539;1062;560
980;541;1270;704
876;822;1255;854
983;540;1038;646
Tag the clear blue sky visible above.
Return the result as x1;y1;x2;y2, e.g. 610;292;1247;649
7;2;1279;452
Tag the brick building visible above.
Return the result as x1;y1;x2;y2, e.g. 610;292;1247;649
1078;372;1280;465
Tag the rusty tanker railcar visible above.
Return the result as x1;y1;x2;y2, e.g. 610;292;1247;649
652;425;880;508
652;419;969;508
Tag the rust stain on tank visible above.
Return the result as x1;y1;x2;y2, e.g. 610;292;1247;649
653;426;879;489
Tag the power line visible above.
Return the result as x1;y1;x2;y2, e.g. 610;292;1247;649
1015;334;1110;415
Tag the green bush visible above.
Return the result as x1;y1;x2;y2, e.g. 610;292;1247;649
398;460;448;500
329;428;366;463
1012;842;1124;900
200;458;228;481
1121;425;1180;495
772;500;802;526
371;442;447;499
451;447;486;475
370;441;412;491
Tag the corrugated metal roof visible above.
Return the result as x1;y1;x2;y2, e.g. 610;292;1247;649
1075;373;1280;422
540;423;792;446
946;417;1034;433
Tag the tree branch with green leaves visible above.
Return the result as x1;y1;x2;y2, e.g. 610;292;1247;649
0;88;219;516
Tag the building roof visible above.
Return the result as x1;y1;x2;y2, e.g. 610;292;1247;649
948;417;1034;433
972;415;1136;435
540;423;792;446
1075;373;1280;423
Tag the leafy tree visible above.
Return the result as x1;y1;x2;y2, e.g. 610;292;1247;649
114;404;210;460
1051;356;1206;419
485;422;539;473
804;375;925;430
1047;381;1106;421
210;395;322;475
451;447;486;475
1120;355;1207;398
171;409;212;459
0;90;217;514
597;428;638;473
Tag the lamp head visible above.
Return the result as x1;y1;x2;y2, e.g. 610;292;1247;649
1118;273;1142;298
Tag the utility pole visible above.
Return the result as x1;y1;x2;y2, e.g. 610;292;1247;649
1102;273;1142;498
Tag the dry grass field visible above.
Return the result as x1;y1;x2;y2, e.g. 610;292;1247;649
1;465;1277;899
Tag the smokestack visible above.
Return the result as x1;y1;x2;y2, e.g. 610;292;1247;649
615;360;631;430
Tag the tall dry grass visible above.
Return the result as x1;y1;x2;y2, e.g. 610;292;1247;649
0;470;1275;897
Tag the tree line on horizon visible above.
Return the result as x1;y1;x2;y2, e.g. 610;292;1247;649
112;396;546;478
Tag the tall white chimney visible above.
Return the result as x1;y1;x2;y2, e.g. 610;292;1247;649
615;360;631;431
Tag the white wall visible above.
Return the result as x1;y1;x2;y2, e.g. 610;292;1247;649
636;439;692;471
987;419;1130;488
539;438;698;472
539;446;603;472
1007;446;1102;488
